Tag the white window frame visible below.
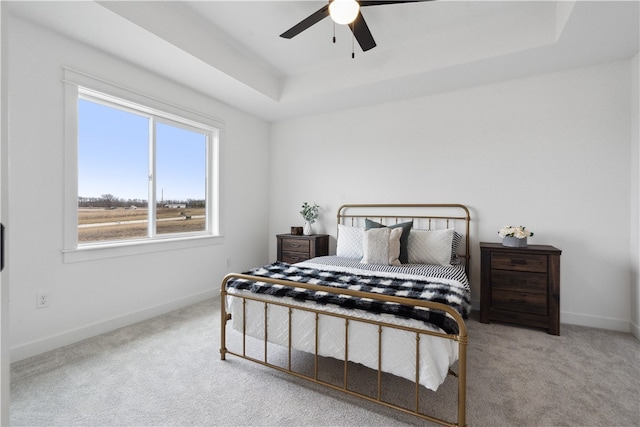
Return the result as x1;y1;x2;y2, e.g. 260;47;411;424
63;69;223;263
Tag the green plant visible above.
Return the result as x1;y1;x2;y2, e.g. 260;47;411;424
300;202;319;223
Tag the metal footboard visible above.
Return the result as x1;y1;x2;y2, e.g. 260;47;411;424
220;274;468;427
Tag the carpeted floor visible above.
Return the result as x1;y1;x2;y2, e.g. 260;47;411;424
10;298;640;426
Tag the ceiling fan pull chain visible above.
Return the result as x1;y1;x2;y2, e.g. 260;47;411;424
333;22;336;44
351;22;355;58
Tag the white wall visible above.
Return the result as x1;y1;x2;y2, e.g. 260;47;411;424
0;3;10;424
7;15;271;360
270;59;635;332
631;52;639;339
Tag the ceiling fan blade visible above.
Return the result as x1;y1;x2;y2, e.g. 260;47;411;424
280;5;330;39
350;13;376;52
359;0;434;6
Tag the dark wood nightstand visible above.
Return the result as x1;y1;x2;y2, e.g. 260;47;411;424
276;234;329;264
480;242;562;335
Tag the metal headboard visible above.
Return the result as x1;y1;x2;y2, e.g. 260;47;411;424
337;203;471;276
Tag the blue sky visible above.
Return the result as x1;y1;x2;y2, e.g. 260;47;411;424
78;99;206;202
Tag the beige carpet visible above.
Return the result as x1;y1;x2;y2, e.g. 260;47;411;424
10;298;640;426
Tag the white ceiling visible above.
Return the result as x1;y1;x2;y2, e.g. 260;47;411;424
6;1;640;122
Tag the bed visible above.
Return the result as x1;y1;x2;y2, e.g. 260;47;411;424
220;204;471;426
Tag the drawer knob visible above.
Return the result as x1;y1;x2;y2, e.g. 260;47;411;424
289;243;300;248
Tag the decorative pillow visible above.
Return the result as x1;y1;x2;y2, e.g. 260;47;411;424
407;228;455;266
336;224;364;259
361;227;402;266
365;219;413;264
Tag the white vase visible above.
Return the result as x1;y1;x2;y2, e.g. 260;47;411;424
502;236;527;247
303;221;313;236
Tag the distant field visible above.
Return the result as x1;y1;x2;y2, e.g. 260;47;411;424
78;207;205;242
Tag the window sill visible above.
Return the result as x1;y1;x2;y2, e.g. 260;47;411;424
63;234;224;263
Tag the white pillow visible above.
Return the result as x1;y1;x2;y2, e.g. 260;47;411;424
361;227;402;266
336;224;364;259
408;228;455;266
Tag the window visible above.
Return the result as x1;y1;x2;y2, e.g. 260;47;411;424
63;69;222;261
78;92;212;244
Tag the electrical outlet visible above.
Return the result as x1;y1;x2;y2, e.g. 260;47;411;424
36;292;49;308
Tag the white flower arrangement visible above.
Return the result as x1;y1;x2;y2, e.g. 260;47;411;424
300;202;319;224
498;225;534;239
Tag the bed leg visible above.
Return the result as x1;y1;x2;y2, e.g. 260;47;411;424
220;312;232;360
220;318;227;360
458;334;468;427
220;285;231;361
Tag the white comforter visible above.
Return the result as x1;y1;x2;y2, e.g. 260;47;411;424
225;257;467;391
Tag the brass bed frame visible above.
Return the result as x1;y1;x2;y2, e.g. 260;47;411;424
220;204;470;427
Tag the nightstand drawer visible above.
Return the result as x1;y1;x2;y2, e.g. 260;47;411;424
491;289;547;315
281;251;309;264
281;238;311;253
491;253;547;273
491;270;547;293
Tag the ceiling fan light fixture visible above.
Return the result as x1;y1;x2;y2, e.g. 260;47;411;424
329;0;360;25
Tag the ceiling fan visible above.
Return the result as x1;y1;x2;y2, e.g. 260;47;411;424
280;0;433;54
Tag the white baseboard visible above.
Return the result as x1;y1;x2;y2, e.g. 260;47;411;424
12;293;637;363
561;310;631;333
10;289;218;363
471;299;633;335
631;320;640;339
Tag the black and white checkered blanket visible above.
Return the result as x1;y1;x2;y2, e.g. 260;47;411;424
226;262;470;335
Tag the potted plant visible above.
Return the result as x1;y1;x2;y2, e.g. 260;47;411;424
498;225;534;247
300;202;319;235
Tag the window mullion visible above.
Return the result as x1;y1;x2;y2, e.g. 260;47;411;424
148;117;157;238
